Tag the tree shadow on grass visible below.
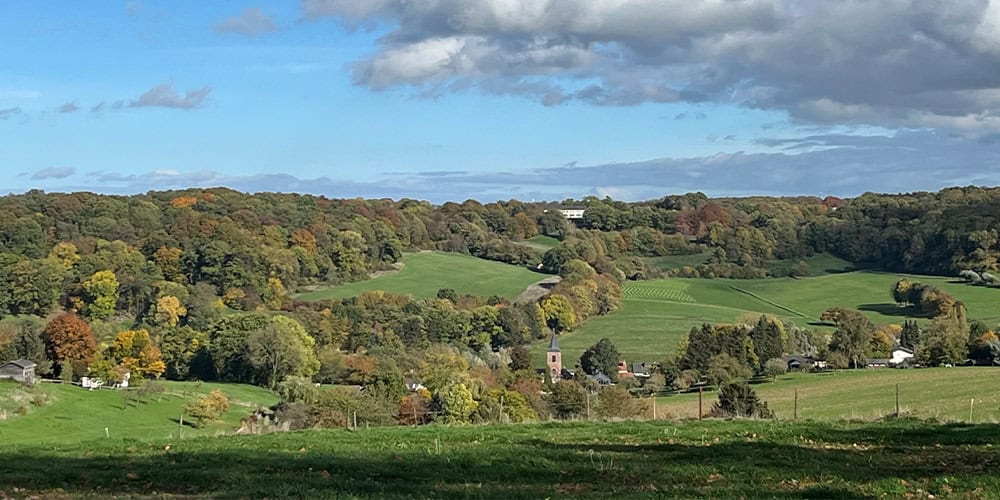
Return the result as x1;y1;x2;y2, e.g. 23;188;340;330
857;303;931;318
2;422;1000;498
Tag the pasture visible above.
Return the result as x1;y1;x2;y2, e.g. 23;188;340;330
519;234;561;250
538;270;1000;365
2;419;998;497
656;367;1000;422
0;380;277;445
296;252;544;301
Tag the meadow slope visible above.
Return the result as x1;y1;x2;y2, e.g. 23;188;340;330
297;252;544;301
0;381;277;445
539;270;1000;365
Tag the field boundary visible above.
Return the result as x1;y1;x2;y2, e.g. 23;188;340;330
729;285;811;319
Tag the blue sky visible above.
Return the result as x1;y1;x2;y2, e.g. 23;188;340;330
3;1;1000;202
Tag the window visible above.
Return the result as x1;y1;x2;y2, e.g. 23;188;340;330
551;355;556;362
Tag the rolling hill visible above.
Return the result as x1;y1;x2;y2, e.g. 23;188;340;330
296;252;545;301
538;270;1000;365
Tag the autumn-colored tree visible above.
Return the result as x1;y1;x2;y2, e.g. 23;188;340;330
112;329;166;378
540;294;576;333
263;277;287;310
44;313;97;376
184;390;230;427
82;270;120;320
153;295;187;327
48;242;80;269
170;196;199;209
154;246;184;282
290;229;318;255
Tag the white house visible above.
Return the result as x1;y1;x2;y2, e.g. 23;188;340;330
556;207;586;220
890;347;914;366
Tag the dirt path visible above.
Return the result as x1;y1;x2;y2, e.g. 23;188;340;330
516;275;562;303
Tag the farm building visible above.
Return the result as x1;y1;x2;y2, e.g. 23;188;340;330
866;359;890;368
784;355;827;371
890;347;914;366
0;359;37;384
544;206;586;220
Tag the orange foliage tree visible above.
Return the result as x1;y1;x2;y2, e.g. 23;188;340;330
44;313;97;376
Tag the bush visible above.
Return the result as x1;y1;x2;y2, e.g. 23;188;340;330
185;390;231;427
277;376;319;405
710;381;774;419
594;385;641;420
763;358;787;380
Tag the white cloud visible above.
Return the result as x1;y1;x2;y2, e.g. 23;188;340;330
303;0;1000;131
128;83;212;110
214;7;277;36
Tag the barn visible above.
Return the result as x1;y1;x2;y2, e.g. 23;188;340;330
0;359;37;384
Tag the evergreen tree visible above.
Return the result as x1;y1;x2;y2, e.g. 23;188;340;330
580;338;620;380
750;316;784;369
899;320;921;350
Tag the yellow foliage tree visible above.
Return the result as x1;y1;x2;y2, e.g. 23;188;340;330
48;242;80;269
112;329;165;378
154;295;187;327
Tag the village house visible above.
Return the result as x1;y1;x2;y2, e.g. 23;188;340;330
783;355;827;371
890;346;914;366
0;359;37;384
557;207;586;220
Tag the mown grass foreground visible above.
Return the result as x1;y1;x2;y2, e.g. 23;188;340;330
3;419;1000;498
296;252;544;301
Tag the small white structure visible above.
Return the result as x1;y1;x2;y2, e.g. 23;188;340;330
890;347;914;366
557;208;585;220
81;371;131;390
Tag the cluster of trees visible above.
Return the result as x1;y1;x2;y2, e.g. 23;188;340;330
665;316;795;389
264;343;647;430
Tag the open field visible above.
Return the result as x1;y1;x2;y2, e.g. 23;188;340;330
296;252;545;301
2;419;998;497
519;234;561;250
0;380;277;445
657;367;1000;421
537;270;1000;365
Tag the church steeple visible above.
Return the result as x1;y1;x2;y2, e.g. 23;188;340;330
548;333;560;352
546;334;562;380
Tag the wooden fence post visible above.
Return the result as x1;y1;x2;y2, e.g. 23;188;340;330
698;387;703;421
794;388;798;420
895;383;900;417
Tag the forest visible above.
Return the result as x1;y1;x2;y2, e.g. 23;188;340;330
2;186;1000;425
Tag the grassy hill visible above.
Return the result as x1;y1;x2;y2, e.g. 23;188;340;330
519;234;561;250
297;252;545;301
538;270;1000;365
2;419;998;497
656;367;1000;421
0;380;277;445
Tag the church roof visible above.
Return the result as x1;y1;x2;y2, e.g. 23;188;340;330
547;334;560;352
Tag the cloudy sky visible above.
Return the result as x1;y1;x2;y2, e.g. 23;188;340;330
4;1;1000;202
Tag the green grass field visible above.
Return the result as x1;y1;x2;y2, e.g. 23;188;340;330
645;252;711;271
297;252;545;301
2;419;999;497
538;270;1000;365
656;367;1000;421
0;380;277;444
519;234;561;250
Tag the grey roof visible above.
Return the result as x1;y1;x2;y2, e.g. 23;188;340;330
2;359;36;369
590;373;612;384
548;334;560;352
631;362;650;374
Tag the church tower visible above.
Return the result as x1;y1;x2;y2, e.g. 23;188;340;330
547;334;562;380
